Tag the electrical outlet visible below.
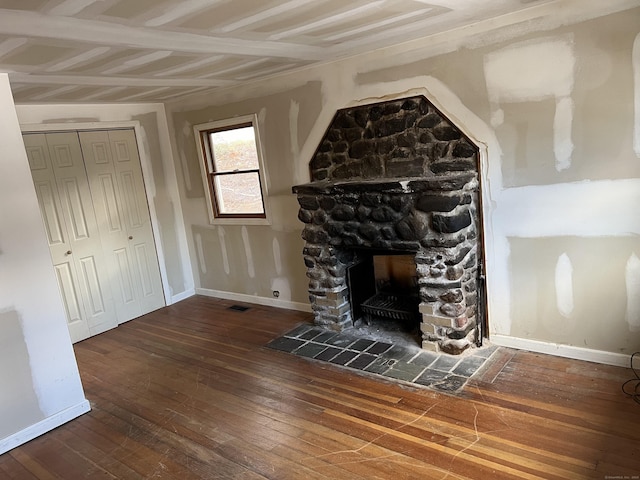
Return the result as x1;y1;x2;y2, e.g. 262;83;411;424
272;290;280;298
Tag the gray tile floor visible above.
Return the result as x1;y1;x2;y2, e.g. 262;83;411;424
267;324;497;393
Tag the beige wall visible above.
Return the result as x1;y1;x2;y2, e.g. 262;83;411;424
167;7;640;361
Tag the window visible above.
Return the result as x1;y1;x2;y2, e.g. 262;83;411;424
195;115;269;224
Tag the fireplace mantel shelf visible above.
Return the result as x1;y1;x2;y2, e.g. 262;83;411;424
292;172;476;196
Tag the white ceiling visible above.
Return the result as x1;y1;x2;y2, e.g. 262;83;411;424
0;0;613;104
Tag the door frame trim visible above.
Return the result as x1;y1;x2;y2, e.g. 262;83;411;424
21;121;172;306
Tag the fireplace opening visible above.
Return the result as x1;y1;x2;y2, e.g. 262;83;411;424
348;252;421;345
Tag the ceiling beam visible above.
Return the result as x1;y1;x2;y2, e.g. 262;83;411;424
8;73;234;88
0;9;326;60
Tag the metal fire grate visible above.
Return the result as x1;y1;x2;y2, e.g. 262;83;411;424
361;292;419;323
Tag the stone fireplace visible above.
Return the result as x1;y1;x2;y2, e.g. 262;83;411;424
293;95;485;354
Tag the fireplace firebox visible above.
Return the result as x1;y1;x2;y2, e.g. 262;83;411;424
348;252;420;342
293;95;485;354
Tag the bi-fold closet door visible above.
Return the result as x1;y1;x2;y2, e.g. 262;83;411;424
23;129;165;343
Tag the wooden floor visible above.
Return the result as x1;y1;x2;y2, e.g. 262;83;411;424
2;295;639;479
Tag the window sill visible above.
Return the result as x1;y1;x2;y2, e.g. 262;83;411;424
208;216;271;226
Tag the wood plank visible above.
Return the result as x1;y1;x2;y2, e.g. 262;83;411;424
2;295;639;479
0;453;40;480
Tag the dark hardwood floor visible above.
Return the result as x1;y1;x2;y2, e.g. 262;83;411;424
2;295;639;479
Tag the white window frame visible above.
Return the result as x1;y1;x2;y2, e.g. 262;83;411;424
194;114;271;225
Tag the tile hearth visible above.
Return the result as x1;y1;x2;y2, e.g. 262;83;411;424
267;324;497;393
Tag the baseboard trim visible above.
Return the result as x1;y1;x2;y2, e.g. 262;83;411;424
490;335;632;368
0;400;91;455
171;288;195;304
196;288;312;313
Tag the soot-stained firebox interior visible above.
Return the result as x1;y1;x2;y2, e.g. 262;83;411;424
348;252;421;345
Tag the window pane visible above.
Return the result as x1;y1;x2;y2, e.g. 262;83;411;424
213;172;264;215
209;126;259;172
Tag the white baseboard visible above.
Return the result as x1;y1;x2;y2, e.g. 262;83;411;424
170;288;195;304
0;400;91;455
192;292;633;367
490;334;632;368
196;288;312;313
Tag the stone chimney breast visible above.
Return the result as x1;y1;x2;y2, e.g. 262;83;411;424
293;95;485;354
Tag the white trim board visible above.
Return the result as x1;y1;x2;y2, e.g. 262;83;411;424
0;400;90;455
196;288;312;313
171;289;196;304
491;334;632;368
197;289;633;368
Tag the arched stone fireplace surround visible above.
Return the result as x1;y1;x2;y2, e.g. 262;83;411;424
293;95;485;354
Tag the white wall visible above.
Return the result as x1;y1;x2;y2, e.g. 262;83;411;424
0;74;90;454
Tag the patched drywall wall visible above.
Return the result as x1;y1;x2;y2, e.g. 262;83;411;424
0;309;44;439
0;74;89;453
15;103;194;303
133;111;187;297
167;7;640;361
171;81;323;308
175;81;323;199
192;225;308;303
509;237;640;353
485;36;576;173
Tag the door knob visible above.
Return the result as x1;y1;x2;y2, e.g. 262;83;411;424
65;250;72;255
128;236;133;240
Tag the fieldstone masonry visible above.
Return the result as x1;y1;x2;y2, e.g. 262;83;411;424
293;96;483;354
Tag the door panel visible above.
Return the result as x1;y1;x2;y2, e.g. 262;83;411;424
120;171;143;228
113;139;131;162
114;247;136;305
98;174;123;232
51;144;74;168
45;132;118;336
25;128;164;341
25;133;88;342
33;180;66;246
80;131;141;321
26;138;69;263
54;262;89;340
107;129;164;314
60;177;90;240
78;256;106;316
79;129;164;322
134;243;154;297
90;142;110;164
24;132;118;342
26;143;48;171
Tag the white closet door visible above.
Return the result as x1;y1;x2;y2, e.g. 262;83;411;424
79;129;164;323
24;132;118;342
